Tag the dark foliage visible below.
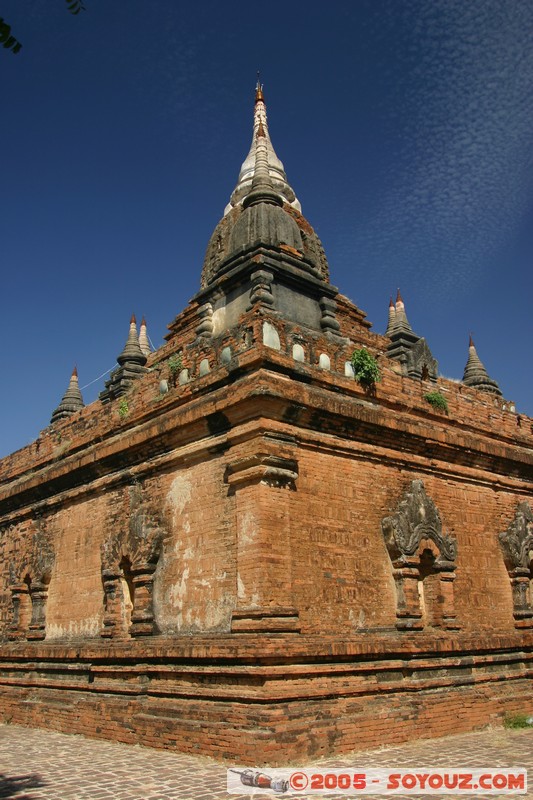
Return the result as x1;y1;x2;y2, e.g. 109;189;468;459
0;17;22;54
1;1;86;55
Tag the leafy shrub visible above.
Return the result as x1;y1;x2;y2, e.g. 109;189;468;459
351;348;381;387
424;391;448;413
503;713;533;730
168;354;182;375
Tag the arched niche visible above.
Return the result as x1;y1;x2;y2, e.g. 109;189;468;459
381;480;459;631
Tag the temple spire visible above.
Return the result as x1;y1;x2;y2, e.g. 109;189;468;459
50;366;84;424
462;336;502;396
386;290;438;380
199;84;331;289
224;81;301;215
255;76;264;103
118;314;146;366
385;297;396;336
99;315;148;403
243;113;283;209
393;289;414;334
139;316;151;357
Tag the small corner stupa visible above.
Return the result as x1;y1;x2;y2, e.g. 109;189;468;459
99;314;148;403
386;289;438;380
50;366;84;424
462;335;502;396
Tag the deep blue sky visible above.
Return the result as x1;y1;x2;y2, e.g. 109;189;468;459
2;0;532;459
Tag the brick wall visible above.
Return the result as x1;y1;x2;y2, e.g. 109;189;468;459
0;635;531;763
0;294;531;761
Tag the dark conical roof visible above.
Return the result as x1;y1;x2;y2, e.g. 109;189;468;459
462;336;502;395
99;316;149;403
117;315;147;367
392;289;416;336
386;290;438;381
200;85;330;289
51;367;84;424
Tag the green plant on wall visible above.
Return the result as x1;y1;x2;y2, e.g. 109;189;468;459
423;391;448;414
503;713;533;729
168;353;183;386
168;354;182;375
351;347;381;387
118;398;129;420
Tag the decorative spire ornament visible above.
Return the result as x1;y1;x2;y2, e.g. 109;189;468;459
462;336;502;395
199;83;331;290
242;114;283;209
99;315;148;403
225;80;301;214
386;290;438;380
50;366;84;424
394;289;414;334
118;314;146;366
139;316;151;357
255;75;264;103
385;297;396;337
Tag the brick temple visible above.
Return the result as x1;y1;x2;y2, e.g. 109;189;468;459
0;84;532;764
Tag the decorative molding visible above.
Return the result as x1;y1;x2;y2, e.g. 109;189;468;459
406;338;438;381
8;515;55;641
382;480;458;631
195;302;214;338
499;501;533;628
226;454;298;491
382;479;457;565
231;606;300;633
319;296;341;334
499;502;533;571
248;269;274;307
101;483;166;638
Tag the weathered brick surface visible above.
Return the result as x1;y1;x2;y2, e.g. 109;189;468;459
0;296;531;762
0;634;531;764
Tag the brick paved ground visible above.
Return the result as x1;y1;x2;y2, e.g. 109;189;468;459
0;723;531;800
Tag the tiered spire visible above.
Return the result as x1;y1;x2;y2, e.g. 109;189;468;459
117;315;146;366
199;82;331;290
50;367;84;424
227;107;304;258
385;297;396;336
139;317;151;357
462;336;502;395
386;290;418;340
392;290;414;335
242;117;283;209
224;81;301;215
99;315;148;403
386;290;438;381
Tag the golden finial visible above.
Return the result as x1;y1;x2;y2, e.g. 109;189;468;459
255;71;264;103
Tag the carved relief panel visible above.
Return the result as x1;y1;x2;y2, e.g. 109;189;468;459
100;482;166;638
8;515;55;641
499;502;533;629
382;480;459;631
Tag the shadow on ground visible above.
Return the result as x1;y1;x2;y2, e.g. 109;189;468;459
0;773;46;800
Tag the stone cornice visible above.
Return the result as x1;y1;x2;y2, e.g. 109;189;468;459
0;630;531;662
0;353;531;521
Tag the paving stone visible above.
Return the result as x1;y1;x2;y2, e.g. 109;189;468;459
0;724;531;799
